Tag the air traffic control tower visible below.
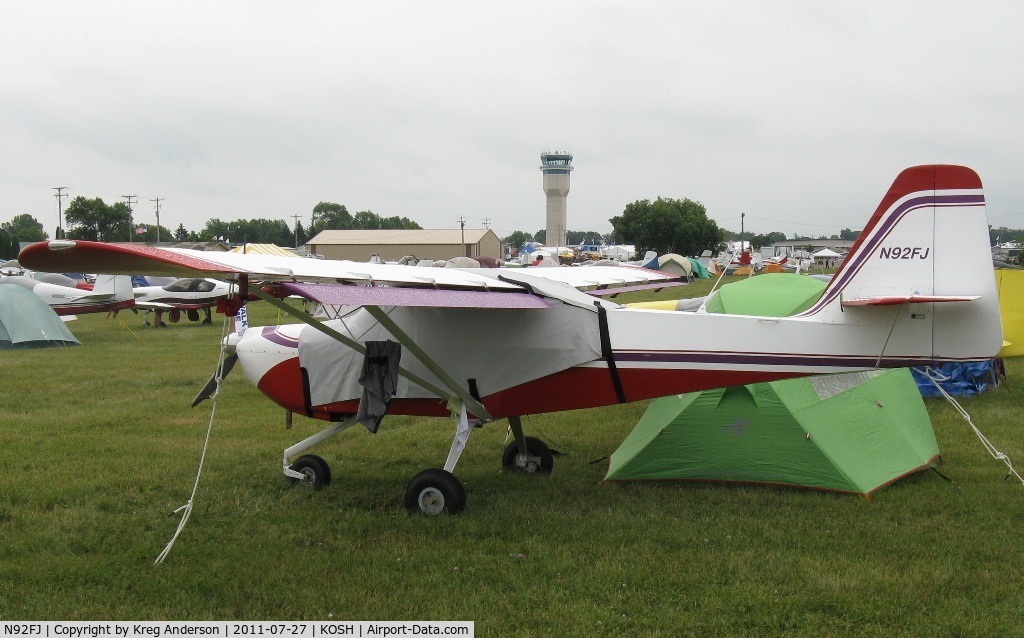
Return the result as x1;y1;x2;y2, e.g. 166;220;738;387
540;151;573;247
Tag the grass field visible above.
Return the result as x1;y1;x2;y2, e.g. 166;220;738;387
1;278;1023;635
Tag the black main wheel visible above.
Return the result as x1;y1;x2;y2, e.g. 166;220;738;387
502;436;554;474
290;454;332;489
404;469;466;515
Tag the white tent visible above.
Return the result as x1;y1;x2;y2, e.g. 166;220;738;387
812;248;843;260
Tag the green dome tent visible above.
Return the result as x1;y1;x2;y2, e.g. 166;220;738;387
605;368;939;495
607;272;940;495
0;284;79;349
704;273;826;316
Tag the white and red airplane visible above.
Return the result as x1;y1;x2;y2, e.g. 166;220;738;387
19;165;1002;514
133;277;235;326
0;272;134;317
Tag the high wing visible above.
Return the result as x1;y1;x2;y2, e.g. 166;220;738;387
15;240;521;289
19;240;680;295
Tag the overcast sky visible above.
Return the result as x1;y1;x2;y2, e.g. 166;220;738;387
2;1;1022;242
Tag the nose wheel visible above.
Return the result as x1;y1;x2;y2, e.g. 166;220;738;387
288;454;332;489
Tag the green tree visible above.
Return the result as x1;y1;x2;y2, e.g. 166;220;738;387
174;223;190;242
750;231;787;249
990;226;1024;246
610;197;723;256
352;210;380;229
378;215;421;230
0;232;17;259
64;196;132;241
566;230;608;246
840;228;860;241
310;202;352;235
199;218;293;245
134;223;175;242
294;219;308;246
1;214;48;243
200;218;232;243
504;230;533;250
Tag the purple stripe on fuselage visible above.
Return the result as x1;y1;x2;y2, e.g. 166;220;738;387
613;350;972;368
260;326;299;348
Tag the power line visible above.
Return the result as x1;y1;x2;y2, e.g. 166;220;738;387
741;213;848;228
989;212;1024;221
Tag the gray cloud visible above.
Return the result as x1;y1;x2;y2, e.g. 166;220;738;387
2;1;1022;241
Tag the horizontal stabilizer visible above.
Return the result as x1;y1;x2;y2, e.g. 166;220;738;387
842;295;979;307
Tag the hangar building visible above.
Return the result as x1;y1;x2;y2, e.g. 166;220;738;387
306;229;501;262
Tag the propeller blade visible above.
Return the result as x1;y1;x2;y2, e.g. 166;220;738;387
191;353;238;407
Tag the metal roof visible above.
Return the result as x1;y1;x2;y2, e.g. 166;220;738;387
306;229;495;245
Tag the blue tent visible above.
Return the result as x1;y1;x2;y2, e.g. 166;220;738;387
911;361;1001;397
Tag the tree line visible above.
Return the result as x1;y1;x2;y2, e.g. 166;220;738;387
33;197;422;247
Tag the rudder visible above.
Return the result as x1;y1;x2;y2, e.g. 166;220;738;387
802;165;1001;362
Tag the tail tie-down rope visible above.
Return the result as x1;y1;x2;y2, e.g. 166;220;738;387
916;366;1024;486
154;296;236;565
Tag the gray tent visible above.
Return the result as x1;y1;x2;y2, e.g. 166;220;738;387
0;285;79;349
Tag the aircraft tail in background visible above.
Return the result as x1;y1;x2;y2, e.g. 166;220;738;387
90;274;135;302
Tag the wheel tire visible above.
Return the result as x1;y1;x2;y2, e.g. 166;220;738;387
501;436;554;474
404;469;466;515
290;454;332;490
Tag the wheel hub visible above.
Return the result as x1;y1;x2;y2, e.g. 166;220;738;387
417;487;445;515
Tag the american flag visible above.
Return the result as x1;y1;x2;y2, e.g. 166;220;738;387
135;226;147;235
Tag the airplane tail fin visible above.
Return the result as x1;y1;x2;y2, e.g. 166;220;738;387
800;165;1002;362
91;274;135;301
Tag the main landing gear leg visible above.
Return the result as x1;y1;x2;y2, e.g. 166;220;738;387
404;402;475;515
502;416;554;474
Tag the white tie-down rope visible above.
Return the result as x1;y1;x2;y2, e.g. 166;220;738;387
154;310;233;565
916;366;1024;486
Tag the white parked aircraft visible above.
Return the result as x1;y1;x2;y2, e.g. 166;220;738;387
133;277;235;326
0;273;134;317
19;165;1002;514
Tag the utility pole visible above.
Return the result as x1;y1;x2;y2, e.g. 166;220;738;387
122;194;138;241
741;212;746;251
458;216;467;256
52;186;68;239
482;217;491;229
291;213;301;248
151;196;163;243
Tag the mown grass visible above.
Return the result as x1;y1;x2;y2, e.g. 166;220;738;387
1;279;1022;635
